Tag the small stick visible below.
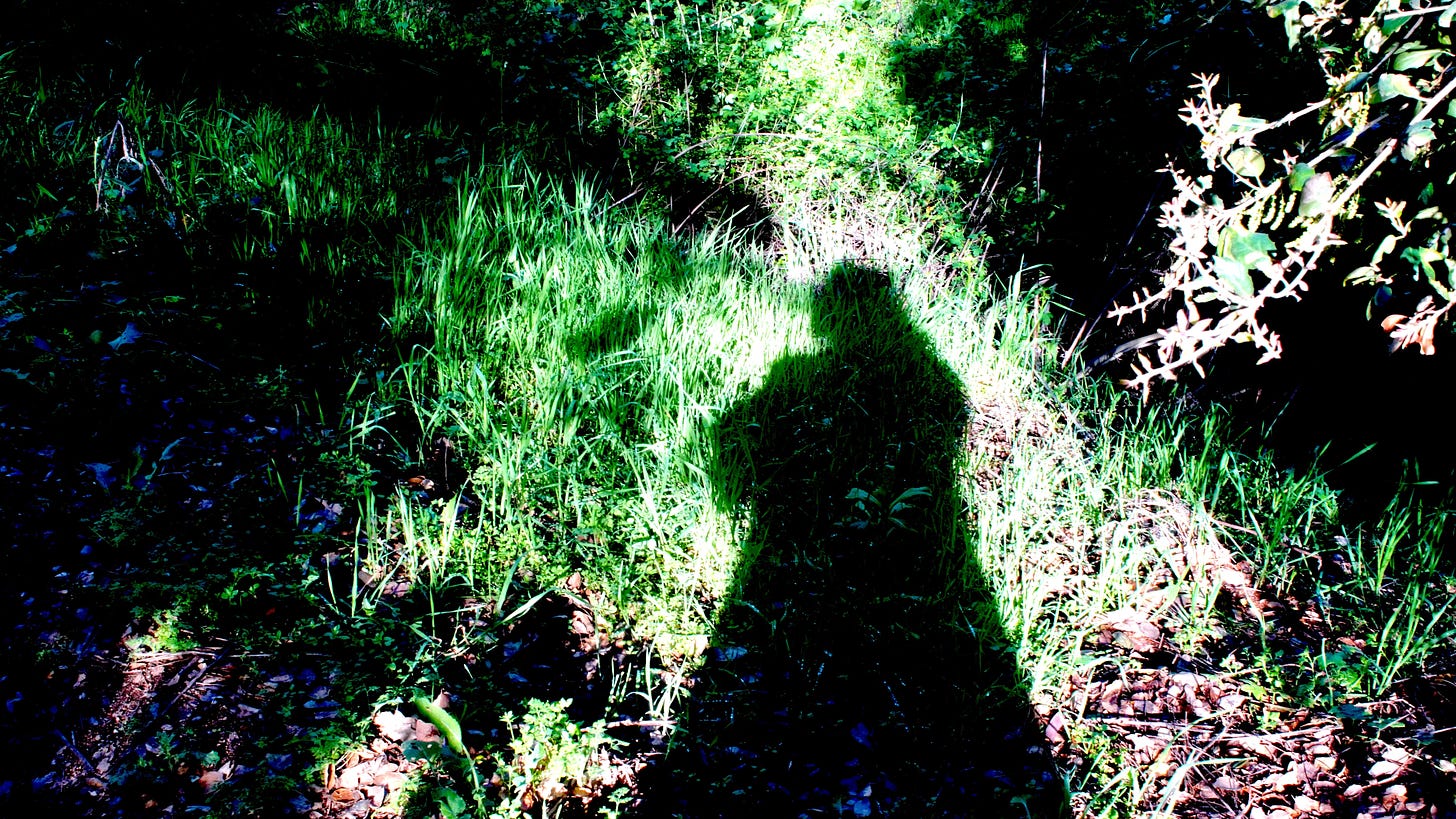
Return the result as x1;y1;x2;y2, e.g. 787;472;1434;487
54;730;101;777
136;645;231;741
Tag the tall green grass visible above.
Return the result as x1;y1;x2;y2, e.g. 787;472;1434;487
365;158;818;651
340;153;1456;816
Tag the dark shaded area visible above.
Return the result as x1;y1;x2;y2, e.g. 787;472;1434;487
641;267;1064;815
0;191;394;810
892;0;1456;498
3;8;423;809
2;0;773;237
893;2;1316;298
0;1;776;811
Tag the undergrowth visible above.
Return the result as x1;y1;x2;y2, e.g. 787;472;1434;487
3;4;1455;818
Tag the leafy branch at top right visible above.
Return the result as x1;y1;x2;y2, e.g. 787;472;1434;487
1112;0;1456;394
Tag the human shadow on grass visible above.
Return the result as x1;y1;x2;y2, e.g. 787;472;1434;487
639;265;1065;816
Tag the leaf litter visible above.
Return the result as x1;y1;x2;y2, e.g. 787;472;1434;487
1050;491;1456;818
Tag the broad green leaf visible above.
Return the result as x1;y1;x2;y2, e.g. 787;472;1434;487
1374;72;1421;103
1227;146;1267;177
1277;1;1303;49
437;787;468;819
1400;246;1456;298
1394;49;1445;71
412;692;468;756
1441;5;1456;28
1289;163;1316;191
1221;228;1278;268
1402;121;1436;161
1212;255;1257;297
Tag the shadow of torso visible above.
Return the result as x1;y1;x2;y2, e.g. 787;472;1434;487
638;268;1064;817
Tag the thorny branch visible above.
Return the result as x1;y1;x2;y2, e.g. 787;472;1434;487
1109;1;1456;394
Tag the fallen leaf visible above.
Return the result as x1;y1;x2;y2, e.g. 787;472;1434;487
1212;775;1242;793
108;322;142;350
414;718;441;744
1380;747;1411;764
374;771;408;792
373;709;415;743
1368;760;1400;777
338;767;367;790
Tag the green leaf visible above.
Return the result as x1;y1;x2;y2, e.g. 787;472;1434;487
1289;162;1316;191
1278;2;1303;49
1227;146;1267;177
1374;72;1421;103
1402;121;1437;161
1213;255;1257;297
412;692;468;756
1222;227;1278;267
1400;246;1456;298
436;787;468;818
1394;49;1446;71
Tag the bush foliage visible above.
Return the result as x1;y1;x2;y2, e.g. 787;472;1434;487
1114;0;1456;390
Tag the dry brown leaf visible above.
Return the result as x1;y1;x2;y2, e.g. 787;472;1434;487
374;771;408;792
414;718;441;744
373;709;415;743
